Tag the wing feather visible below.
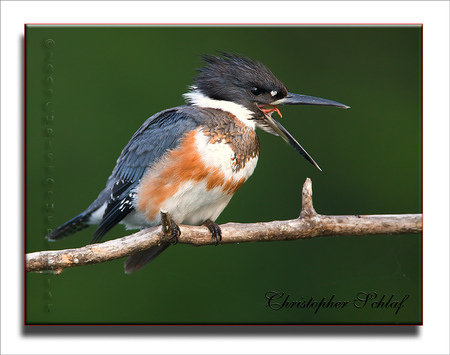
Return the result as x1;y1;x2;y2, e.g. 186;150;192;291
90;106;203;241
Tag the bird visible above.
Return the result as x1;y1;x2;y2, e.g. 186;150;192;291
46;52;349;273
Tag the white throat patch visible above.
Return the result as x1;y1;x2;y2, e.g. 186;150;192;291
183;89;256;129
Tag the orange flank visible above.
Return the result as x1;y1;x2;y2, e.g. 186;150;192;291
136;129;244;221
223;176;245;195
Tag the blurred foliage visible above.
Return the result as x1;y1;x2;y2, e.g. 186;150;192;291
25;25;421;324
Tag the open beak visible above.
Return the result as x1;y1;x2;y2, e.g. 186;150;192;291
260;93;349;171
272;92;350;109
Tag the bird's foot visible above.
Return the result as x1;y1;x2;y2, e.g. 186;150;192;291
169;221;181;245
202;219;222;246
160;209;181;245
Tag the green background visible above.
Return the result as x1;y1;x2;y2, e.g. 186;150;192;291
25;25;422;325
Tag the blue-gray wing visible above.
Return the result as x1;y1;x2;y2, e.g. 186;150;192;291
91;105;204;241
111;106;203;182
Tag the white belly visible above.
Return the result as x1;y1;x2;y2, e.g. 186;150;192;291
133;128;258;228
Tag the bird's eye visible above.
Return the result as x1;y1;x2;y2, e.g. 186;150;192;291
250;87;262;96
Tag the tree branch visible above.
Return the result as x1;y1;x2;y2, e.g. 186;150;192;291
26;178;422;274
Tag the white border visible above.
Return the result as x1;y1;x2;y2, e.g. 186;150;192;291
2;1;449;354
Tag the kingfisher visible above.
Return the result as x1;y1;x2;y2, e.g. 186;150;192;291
46;53;349;273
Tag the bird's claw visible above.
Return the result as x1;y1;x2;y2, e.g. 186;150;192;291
169;221;181;245
202;219;222;246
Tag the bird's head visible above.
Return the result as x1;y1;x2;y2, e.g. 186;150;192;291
185;52;349;170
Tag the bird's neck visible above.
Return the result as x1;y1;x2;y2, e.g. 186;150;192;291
183;88;256;129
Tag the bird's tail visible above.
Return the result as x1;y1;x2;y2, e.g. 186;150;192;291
46;213;90;241
124;244;170;274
